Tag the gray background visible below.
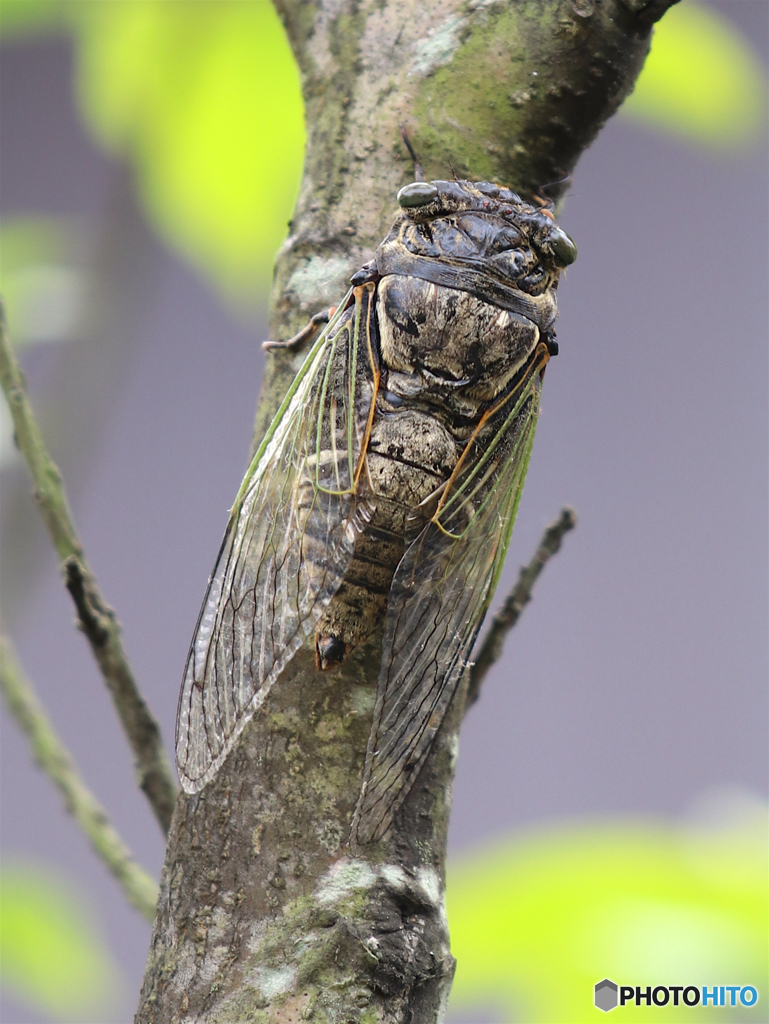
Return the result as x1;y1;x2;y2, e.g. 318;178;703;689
1;3;767;1021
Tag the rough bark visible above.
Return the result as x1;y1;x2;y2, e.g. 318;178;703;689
136;1;677;1021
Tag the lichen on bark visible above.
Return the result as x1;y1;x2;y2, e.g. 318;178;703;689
139;640;460;1021
136;1;678;1021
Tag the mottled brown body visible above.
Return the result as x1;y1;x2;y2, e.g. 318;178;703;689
307;171;576;680
315;276;543;660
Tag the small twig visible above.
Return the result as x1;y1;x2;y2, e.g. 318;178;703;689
467;507;577;708
0;299;177;833
0;633;159;920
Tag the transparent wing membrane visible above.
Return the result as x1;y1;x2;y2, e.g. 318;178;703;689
176;290;375;792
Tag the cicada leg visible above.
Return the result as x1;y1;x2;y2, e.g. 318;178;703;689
262;307;337;352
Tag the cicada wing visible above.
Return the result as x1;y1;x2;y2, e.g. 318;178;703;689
352;367;543;844
176;293;376;793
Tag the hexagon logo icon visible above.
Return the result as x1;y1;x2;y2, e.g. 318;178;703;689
595;979;619;1012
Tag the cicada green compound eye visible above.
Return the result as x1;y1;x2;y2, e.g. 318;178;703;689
548;226;577;266
397;181;439;208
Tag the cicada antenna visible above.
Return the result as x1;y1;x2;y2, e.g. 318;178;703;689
532;170;572;211
400;125;425;182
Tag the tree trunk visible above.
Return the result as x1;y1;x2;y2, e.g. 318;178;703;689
136;1;677;1020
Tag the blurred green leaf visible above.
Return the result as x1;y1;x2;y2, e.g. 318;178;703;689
0;0;64;38
622;2;767;148
70;0;304;305
0;217;72;274
0;217;85;348
0;860;124;1020
446;792;768;1022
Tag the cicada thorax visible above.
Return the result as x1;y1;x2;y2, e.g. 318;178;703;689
377;275;542;408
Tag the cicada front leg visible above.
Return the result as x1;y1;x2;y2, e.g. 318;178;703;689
262;307;337;352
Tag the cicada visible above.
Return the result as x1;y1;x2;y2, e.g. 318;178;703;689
175;178;576;845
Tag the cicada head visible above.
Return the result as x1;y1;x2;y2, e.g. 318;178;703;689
395;179;575;264
378;179;575;333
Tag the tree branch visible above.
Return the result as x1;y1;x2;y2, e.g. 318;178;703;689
0;633;158;920
0;300;177;835
137;1;679;1020
466;507;577;709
